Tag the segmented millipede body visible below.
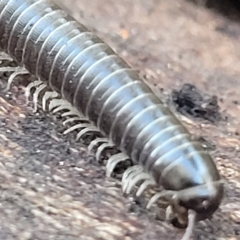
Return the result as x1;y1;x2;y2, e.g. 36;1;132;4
0;0;224;239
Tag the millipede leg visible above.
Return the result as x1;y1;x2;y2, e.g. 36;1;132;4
33;83;47;112
95;141;115;161
88;138;109;153
166;205;174;221
49;99;83;120
136;178;156;197
53;105;73;114
61;110;81;117
63;123;92;135
63;116;88;126
63;117;82;125
50;99;72;112
122;165;142;181
42;91;59;111
126;172;151;194
75;126;99;140
146;190;174;209
5;68;29;91
106;153;129;177
0;66;19;72
0;65;28;91
25;80;42;104
0;52;13;61
181;210;196;240
122;165;144;193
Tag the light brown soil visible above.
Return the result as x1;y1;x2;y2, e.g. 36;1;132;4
0;0;240;239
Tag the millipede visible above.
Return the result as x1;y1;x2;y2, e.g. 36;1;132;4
0;0;224;239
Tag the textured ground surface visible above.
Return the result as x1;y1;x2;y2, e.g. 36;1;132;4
1;0;240;239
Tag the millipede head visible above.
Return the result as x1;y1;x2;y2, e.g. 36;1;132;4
149;181;224;239
171;180;224;224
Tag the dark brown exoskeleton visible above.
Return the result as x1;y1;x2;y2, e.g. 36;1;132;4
0;0;224;239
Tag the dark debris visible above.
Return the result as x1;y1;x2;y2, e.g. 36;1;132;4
171;83;222;123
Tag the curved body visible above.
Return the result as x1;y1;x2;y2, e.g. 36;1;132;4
0;0;223;229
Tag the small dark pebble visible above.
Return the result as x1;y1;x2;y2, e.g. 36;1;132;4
171;83;222;123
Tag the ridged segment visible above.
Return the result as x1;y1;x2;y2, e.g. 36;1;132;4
36;20;76;81
49;32;100;94
8;0;43;57
0;0;29;51
14;1;52;63
24;9;67;73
